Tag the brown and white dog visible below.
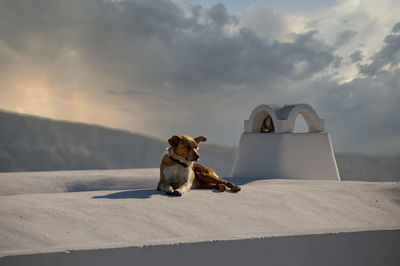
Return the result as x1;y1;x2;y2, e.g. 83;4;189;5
157;135;241;196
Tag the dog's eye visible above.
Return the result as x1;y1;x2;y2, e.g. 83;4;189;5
185;145;192;150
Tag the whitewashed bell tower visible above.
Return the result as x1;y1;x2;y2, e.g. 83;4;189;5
231;104;340;180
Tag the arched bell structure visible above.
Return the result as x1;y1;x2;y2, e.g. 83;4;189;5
231;104;340;180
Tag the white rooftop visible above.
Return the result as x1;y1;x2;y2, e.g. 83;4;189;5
1;168;399;259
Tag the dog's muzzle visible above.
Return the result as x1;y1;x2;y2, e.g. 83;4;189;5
193;152;200;161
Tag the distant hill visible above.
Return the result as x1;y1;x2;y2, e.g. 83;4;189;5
335;153;400;182
0;110;235;176
0;110;399;180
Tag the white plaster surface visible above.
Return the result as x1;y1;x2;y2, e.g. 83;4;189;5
231;132;340;180
2;230;400;266
0;168;159;196
234;104;340;180
0;169;399;260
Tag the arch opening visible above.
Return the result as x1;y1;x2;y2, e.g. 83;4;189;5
261;114;275;133
292;113;309;133
252;111;275;133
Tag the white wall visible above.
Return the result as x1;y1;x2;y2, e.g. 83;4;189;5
2;229;399;266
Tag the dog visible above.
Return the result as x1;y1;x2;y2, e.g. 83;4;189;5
157;135;241;196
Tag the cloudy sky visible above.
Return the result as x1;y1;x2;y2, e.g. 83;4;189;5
0;0;399;155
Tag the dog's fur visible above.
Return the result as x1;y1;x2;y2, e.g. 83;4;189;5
157;135;241;196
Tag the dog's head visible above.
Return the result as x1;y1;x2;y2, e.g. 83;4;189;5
168;135;207;162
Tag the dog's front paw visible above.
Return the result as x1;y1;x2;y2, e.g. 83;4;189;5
165;187;175;195
173;190;182;197
230;186;241;193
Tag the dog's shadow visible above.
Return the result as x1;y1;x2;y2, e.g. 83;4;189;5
92;177;265;200
93;189;166;199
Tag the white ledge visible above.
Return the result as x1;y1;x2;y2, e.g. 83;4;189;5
0;169;399;265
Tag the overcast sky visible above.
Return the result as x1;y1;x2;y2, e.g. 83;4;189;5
0;0;399;155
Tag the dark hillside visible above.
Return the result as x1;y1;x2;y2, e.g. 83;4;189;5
0;111;235;175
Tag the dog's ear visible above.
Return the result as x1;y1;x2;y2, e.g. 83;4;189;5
194;136;207;144
168;135;181;147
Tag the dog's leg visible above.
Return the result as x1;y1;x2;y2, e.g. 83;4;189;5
194;164;241;193
196;173;241;193
158;181;175;195
224;181;241;193
174;181;192;196
197;182;226;192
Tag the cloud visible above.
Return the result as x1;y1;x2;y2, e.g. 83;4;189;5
392;22;400;33
311;68;400;154
239;3;311;42
358;24;400;76
334;30;357;47
0;0;336;95
0;0;399;155
349;50;363;63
